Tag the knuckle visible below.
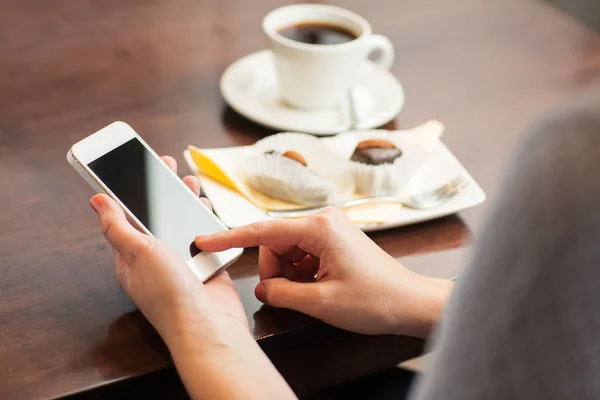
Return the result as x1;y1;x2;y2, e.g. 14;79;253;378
129;235;158;264
299;212;339;253
311;210;337;230
135;234;157;255
249;221;267;240
250;221;266;233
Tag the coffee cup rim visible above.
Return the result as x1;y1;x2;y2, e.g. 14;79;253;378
263;4;372;52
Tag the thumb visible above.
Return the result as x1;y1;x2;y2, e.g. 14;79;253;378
90;194;149;266
255;278;329;317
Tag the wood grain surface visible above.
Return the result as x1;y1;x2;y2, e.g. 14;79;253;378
1;0;600;398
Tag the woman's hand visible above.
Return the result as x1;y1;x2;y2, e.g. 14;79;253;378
90;156;246;343
90;156;295;400
196;208;453;338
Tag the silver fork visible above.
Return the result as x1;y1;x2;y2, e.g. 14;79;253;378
266;176;470;219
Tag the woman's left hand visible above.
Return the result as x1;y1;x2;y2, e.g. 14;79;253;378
90;155;295;399
90;156;247;345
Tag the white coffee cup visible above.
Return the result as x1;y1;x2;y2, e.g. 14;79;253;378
263;4;395;110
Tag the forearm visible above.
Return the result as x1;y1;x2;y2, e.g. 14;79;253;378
391;275;454;338
166;320;296;400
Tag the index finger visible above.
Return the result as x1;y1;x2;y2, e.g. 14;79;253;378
195;218;326;256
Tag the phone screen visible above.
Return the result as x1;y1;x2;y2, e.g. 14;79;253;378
88;138;216;260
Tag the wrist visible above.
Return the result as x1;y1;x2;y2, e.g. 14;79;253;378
163;309;251;357
392;275;454;338
165;314;296;399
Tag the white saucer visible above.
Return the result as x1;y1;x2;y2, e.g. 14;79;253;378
220;50;405;136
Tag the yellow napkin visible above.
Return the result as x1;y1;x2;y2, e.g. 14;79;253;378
188;145;317;210
188;120;445;224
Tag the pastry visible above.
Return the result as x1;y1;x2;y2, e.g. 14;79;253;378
350;139;402;165
349;138;403;196
245;149;336;205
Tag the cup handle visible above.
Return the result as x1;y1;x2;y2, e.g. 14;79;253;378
366;34;395;70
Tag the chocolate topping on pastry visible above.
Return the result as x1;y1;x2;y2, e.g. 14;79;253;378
350;139;402;165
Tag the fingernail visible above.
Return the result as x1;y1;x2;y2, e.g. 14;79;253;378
90;195;104;213
255;282;267;304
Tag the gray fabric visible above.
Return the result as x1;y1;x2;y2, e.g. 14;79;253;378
411;90;600;400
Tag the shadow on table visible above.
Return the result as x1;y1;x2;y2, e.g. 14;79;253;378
368;214;471;258
220;104;277;143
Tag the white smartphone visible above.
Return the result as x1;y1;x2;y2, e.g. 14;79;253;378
67;121;243;282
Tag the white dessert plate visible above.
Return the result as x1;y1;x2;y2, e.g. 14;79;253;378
220;50;405;136
183;123;486;232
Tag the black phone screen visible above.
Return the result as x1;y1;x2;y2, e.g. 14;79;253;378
88;138;215;260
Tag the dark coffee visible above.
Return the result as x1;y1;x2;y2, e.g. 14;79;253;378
277;22;358;45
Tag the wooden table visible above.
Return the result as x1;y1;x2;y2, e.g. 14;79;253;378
2;0;600;398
